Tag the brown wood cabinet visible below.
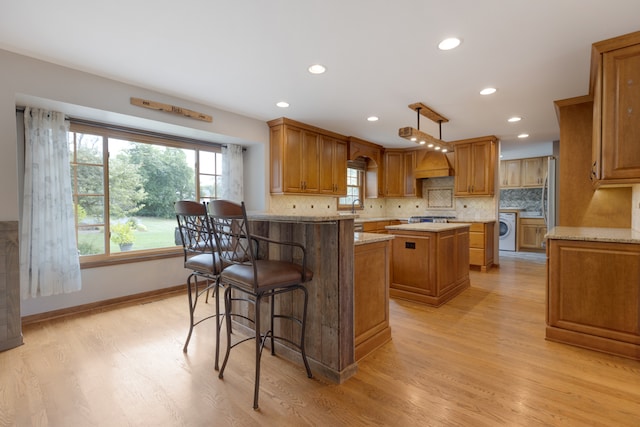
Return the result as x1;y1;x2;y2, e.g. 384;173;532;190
319;136;347;195
521;157;548;187
546;237;640;360
499;159;521;188
519;217;546;251
382;150;422;198
354;238;392;361
453;136;497;196
361;220;401;234
468;221;495;271
591;31;640;187
389;226;470;306
268;117;348;195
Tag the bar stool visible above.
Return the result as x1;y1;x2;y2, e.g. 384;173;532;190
208;200;313;409
174;200;223;370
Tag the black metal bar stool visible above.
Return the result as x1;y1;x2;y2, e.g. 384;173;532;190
208;200;313;409
174;200;224;370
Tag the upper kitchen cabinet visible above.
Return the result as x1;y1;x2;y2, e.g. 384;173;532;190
268;117;348;195
521;156;548;187
382;150;422;198
591;31;640;187
499;159;521;188
453;136;497;197
319;135;347;195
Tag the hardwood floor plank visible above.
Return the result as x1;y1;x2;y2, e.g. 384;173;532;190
1;256;639;426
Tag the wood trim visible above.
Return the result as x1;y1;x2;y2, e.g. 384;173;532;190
130;97;212;122
267;117;349;142
21;285;186;326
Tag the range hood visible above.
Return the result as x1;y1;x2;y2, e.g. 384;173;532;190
415;150;454;178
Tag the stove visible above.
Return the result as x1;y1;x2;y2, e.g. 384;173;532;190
408;216;456;224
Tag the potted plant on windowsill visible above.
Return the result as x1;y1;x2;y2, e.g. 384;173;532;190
111;222;135;251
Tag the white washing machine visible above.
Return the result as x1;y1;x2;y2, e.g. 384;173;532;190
499;212;517;251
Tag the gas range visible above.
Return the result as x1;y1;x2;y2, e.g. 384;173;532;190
408;216;456;224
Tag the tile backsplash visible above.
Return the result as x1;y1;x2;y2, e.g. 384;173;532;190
499;188;543;213
269;175;497;220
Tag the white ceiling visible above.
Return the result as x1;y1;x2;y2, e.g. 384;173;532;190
2;1;640;152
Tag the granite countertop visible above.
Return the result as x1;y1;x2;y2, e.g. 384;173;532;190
449;218;496;223
354;232;395;246
546;226;640;244
385;222;471;232
247;212;357;222
355;217;408;223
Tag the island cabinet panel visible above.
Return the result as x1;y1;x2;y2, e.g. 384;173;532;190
247;217;357;383
389;225;470;307
546;238;640;360
354;239;392;361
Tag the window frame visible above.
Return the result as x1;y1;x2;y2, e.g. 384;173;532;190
338;160;365;211
68;122;223;268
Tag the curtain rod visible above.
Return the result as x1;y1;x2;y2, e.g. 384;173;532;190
15;106;244;150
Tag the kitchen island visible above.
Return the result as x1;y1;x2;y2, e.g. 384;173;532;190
385;222;471;306
546;226;640;360
247;213;358;383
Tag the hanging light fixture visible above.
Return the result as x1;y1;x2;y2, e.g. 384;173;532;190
398;102;453;152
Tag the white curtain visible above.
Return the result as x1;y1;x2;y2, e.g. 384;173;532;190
20;108;81;299
221;143;244;202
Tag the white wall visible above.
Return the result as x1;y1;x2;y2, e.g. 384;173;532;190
499;140;554;160
0;49;271;316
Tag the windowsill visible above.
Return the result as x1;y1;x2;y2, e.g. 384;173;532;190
80;248;182;269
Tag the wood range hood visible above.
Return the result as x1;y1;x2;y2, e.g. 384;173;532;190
414;150;454;179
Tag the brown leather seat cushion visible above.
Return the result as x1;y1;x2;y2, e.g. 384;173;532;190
185;252;221;275
221;260;313;292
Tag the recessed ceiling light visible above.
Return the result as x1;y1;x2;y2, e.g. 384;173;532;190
480;87;497;95
367;116;379;122
276;101;289;108
308;64;326;74
438;37;461;51
508;116;522;122
518;133;529;139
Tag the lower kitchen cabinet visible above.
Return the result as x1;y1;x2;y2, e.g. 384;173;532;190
354;236;393;361
388;224;470;307
361;219;402;234
546;233;640;360
468;221;495;272
519;217;547;251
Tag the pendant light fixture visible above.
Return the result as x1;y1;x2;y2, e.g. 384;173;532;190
398;102;453;152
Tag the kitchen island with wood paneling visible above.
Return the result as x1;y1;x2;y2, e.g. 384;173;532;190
247;213;357;383
385;222;471;306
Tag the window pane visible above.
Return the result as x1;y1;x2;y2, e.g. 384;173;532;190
200;150;218;174
199;175;216;199
76;133;103;164
76;164;104;194
78;225;105;256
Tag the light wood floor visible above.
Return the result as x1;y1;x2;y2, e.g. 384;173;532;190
1;255;639;426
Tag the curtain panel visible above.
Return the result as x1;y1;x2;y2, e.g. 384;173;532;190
20;108;81;298
221;143;244;203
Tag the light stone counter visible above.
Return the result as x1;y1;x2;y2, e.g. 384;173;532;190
247;212;356;222
385;222;471;232
354;232;395;246
546;226;640;244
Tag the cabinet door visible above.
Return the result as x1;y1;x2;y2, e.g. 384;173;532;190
519;224;539;248
319;136;337;194
454;143;472;195
403;151;420;197
391;234;436;295
301;130;320;193
600;43;640;181
333;139;347;195
469;141;493;195
500;159;521;188
522;157;547;187
282;126;304;193
383;151;404;197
